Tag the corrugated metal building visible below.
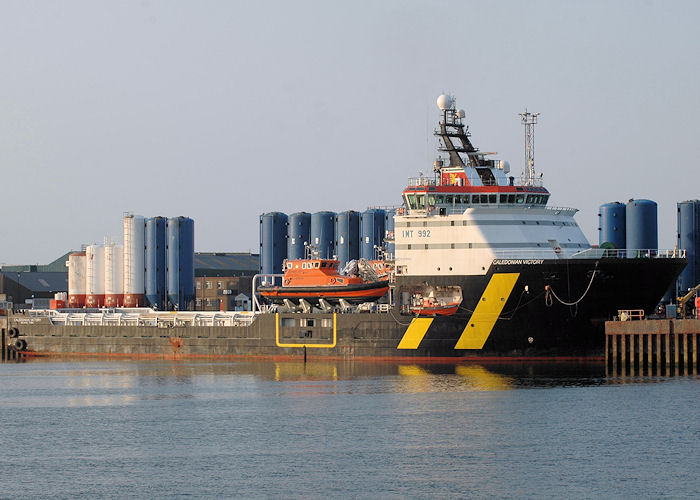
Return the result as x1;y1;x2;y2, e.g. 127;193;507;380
0;271;69;307
193;252;259;311
194;252;259;277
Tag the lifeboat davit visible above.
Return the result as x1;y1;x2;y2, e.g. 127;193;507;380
258;258;389;304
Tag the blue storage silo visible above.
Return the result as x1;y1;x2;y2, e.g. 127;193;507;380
677;200;700;295
361;209;386;260
335;210;360;267
626;199;658;254
287;212;311;260
384;208;396;259
166;216;195;310
145;216;167;309
310;211;335;259
259;212;288;274
598;202;626;249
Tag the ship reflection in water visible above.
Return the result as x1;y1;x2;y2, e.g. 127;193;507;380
14;357;610;396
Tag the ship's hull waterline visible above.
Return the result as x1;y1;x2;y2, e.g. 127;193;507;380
11;257;685;358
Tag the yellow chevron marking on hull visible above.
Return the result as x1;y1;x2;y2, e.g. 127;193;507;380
397;318;434;349
455;273;520;350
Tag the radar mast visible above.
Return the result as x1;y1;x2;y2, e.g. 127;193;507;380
519;109;539;186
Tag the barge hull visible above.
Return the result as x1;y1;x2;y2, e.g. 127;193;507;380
8;257;685;358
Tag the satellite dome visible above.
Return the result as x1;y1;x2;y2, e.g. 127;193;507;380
502;160;510;174
437;94;454;111
456;109;466;118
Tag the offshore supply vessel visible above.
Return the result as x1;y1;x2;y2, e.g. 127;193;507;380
7;95;686;358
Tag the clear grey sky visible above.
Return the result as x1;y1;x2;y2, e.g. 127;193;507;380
1;0;698;264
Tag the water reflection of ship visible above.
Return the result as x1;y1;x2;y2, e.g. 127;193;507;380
396;364;514;391
117;360;602;386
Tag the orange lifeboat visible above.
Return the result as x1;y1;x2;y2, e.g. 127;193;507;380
408;286;463;316
258;259;389;304
411;296;460;316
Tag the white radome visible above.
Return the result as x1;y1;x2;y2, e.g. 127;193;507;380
437;94;454;111
502;160;511;174
456;109;466;118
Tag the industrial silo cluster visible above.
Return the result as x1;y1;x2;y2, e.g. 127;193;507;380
598;199;658;253
599;198;700;297
68;215;195;310
259;209;396;275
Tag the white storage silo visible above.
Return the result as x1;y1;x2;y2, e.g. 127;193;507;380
85;244;105;308
67;251;87;308
104;243;124;307
123;214;145;307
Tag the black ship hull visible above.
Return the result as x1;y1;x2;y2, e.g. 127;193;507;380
394;256;686;355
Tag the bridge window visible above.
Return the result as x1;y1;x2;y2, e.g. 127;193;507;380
445;195;454;204
416;194;425;209
427;194;436;206
406;194;416;209
516;194;525;204
436;195;444;203
488;194;497;204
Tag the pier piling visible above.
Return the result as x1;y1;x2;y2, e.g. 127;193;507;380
606;318;700;376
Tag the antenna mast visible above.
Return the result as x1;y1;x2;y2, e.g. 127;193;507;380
519;109;539;186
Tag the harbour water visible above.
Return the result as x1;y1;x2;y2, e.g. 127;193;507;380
1;359;698;499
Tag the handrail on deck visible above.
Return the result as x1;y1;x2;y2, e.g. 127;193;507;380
616;309;645;321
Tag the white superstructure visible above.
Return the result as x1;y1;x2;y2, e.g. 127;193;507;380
393;95;591;278
395;206;590;276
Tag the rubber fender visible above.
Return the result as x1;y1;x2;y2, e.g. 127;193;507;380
8;327;19;338
13;338;27;351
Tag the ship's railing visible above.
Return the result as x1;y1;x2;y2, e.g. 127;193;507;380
517;176;545;187
407;176;545;188
570;248;686;259
489;249;581;260
487;248;686;261
406;177;436;187
45;310;258;327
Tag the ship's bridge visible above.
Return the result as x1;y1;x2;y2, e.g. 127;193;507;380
402;180;550;212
